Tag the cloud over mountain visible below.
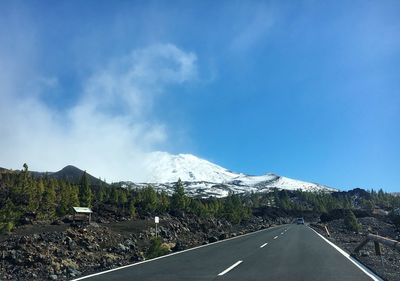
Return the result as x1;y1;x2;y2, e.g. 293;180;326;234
0;43;197;182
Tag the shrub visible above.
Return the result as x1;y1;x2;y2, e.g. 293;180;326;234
146;237;170;259
0;222;14;233
344;209;360;232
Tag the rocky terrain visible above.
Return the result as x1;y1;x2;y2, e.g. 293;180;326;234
0;213;288;281
311;217;400;281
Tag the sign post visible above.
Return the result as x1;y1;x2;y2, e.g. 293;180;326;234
155;216;159;238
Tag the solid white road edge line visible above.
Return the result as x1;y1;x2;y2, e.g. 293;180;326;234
273;236;278;239
260;242;268;248
217;260;243;276
71;224;287;280
310;228;383;281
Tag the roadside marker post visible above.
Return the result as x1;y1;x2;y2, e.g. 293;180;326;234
155;216;159;238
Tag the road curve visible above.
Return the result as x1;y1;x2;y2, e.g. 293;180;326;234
73;225;382;281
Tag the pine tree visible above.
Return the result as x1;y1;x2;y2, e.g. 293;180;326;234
110;186;119;205
23;163;28;173
189;199;207;217
140;185;158;213
57;182;79;216
58;181;70;216
119;190;128;212
222;194;249;224
70;184;80;207
344;209;360;232
41;179;56;218
0;198;17;223
0;198;17;233
79;172;93;207
171;179;188;212
26;173;39;212
128;200;137;218
158;191;170;212
98;183;107;203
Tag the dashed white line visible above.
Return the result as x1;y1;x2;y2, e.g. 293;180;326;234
218;260;243;276
273;236;278;239
260;242;268;248
281;232;284;235
72;225;287;281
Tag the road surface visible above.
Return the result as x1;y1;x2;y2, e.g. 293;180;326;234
74;225;381;281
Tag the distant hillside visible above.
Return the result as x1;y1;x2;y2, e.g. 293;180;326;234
332;188;371;199
31;165;104;186
0;167;10;174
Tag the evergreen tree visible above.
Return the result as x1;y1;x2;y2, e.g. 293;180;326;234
128;200;137;218
41;179;56;218
140;185;158;213
158;191;170;212
58;181;70;216
171;179;188;212
222;194;250;224
79;172;93;207
344;209;360;232
0;198;17;233
0;198;17;223
57;182;79;216
70;184;80;207
23;163;28;173
110;186;119;205
119;190;128;212
278;190;291;210
97;183;107;203
189;199;207;217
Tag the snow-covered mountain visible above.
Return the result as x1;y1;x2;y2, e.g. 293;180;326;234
143;152;242;183
123;152;337;198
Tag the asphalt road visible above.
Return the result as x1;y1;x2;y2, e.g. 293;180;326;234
74;225;380;281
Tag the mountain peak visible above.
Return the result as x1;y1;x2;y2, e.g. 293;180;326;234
51;165;102;185
61;165;83;172
144;151;240;183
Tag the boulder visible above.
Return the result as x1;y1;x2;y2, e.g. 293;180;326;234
208;236;218;243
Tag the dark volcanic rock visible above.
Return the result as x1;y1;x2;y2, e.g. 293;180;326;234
311;217;400;281
208;236;218;243
0;212;290;280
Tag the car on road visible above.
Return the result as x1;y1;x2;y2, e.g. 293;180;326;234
296;217;305;224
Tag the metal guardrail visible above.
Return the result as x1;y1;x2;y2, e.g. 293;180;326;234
354;233;400;255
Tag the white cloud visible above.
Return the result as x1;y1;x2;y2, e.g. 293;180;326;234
0;43;197;182
83;44;197;116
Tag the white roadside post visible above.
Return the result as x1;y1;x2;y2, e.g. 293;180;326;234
155;216;160;238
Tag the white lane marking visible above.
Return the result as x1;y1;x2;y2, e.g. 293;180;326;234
281;232;284;235
218;260;243;276
72;225;288;280
260;242;268;248
273;236;278;239
310;228;383;281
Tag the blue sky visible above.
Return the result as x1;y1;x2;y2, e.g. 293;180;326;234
0;1;399;191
